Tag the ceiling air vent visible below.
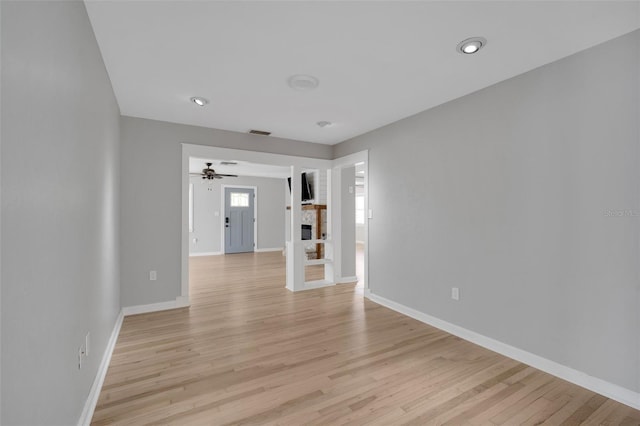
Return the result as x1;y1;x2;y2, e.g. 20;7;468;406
220;161;238;165
249;129;271;136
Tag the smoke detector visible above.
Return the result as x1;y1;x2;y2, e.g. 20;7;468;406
287;74;319;91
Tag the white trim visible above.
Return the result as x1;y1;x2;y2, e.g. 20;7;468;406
77;310;124;426
182;144;343;299
305;259;332;266
302;279;335;290
189;251;222;257
332;151;367;169
330;167;342;281
182;149;190;300
175;295;190;307
365;291;640;411
188;183;194;232
221;185;258;254
255;247;284;253
304;239;332;244
122;297;190;316
337;276;358;284
330;150;369;293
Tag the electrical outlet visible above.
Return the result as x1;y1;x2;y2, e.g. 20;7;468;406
85;332;90;357
451;287;460;301
150;270;157;281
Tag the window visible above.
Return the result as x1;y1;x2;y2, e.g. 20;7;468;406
230;192;250;207
355;194;365;224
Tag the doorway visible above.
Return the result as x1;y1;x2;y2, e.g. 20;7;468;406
182;144;368;303
223;187;255;254
355;163;365;289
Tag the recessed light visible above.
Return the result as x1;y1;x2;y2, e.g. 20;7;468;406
190;96;208;106
316;121;332;128
287;74;319;91
456;37;487;55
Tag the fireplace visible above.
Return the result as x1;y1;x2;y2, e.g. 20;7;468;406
301;224;312;240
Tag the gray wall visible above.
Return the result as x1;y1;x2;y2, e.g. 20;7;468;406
190;175;286;254
120;117;331;307
333;30;640;392
1;1;121;424
341;167;356;278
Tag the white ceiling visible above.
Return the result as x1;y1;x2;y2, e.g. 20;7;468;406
85;1;640;145
189;157;290;179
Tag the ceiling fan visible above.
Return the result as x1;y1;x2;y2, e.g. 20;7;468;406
191;162;238;180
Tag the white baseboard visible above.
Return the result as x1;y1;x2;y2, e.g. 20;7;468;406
190;248;283;255
123;296;190;316
189;251;222;257
337;276;358;284
77;309;124;426
301;279;335;291
365;291;640;411
175;295;190;308
78;295;191;425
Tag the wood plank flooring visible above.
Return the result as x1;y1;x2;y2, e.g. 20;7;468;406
92;252;640;425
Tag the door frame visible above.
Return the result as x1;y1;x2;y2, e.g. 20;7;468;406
181;143;367;305
330;151;369;292
220;184;258;254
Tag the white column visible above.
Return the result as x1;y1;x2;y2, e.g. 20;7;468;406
324;168;335;282
330;166;342;282
286;166;304;291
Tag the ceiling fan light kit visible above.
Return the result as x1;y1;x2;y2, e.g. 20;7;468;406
198;162;238;180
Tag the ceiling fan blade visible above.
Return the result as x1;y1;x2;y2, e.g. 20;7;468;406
215;174;238;177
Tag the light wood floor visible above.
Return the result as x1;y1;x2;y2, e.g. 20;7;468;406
92;252;640;425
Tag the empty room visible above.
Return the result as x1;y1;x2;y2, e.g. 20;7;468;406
2;1;640;425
